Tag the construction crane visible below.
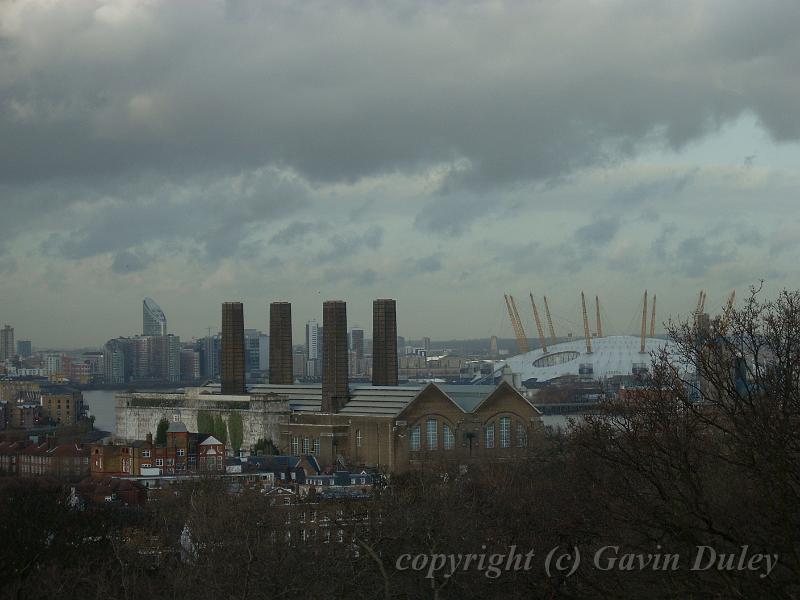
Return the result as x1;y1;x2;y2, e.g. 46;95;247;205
595;295;603;338
640;290;648;353
504;294;530;354
649;294;657;338
693;289;707;330
543;295;557;345
529;293;548;353
719;289;736;334
581;291;593;354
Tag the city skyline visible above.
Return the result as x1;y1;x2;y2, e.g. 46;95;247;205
1;1;799;347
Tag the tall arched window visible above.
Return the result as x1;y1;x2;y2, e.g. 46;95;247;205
356;429;362;447
302;438;310;454
427;419;438;450
484;422;495;448
499;417;511;448
291;436;299;455
516;422;528;447
410;426;421;451
313;438;321;455
443;424;455;450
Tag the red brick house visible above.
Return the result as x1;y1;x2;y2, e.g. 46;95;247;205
90;421;225;477
0;440;89;481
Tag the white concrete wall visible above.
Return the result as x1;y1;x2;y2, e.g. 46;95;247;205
115;391;290;452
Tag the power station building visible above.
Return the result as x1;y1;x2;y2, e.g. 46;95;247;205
116;298;542;473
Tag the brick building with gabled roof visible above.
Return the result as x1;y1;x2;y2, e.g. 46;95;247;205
0;440;89;481
90;421;225;477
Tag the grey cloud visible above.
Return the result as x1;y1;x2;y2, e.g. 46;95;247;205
414;193;488;236
651;224;677;261
609;170;697;208
270;221;317;246
316;226;384;264
575;216;620;247
355;269;378;286
4;1;798;193
415;255;442;273
363;226;383;249
674;236;732;277
768;223;800;257
39;167;310;266
320;267;379;287
111;249;151;274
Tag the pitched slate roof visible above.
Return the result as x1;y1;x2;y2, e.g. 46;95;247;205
201;380;538;417
167;421;188;433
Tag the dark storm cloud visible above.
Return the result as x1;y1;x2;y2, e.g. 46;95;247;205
3;0;799;194
0;2;797;305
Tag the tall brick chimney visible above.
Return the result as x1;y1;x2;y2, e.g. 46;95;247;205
322;300;349;412
372;298;398;386
221;302;246;395
269;302;293;385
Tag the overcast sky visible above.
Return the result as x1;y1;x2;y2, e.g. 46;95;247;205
1;0;799;348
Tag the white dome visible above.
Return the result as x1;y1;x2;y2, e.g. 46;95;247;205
502;335;680;382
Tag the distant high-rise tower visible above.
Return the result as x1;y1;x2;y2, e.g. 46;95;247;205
350;327;364;361
16;340;32;359
373;299;398;386
142;298;167;336
221;302;246;395
349;326;365;377
305;319;320;361
489;335;499;359
269;302;293;385
203;334;221;379
322;300;349;412
104;338;130;384
0;325;14;361
244;329;266;375
422;336;431;354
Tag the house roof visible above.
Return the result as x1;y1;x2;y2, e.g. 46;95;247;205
167;421;188;433
47;443;88;457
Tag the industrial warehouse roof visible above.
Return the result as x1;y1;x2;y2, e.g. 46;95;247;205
201;382;530;417
501;335;684;383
